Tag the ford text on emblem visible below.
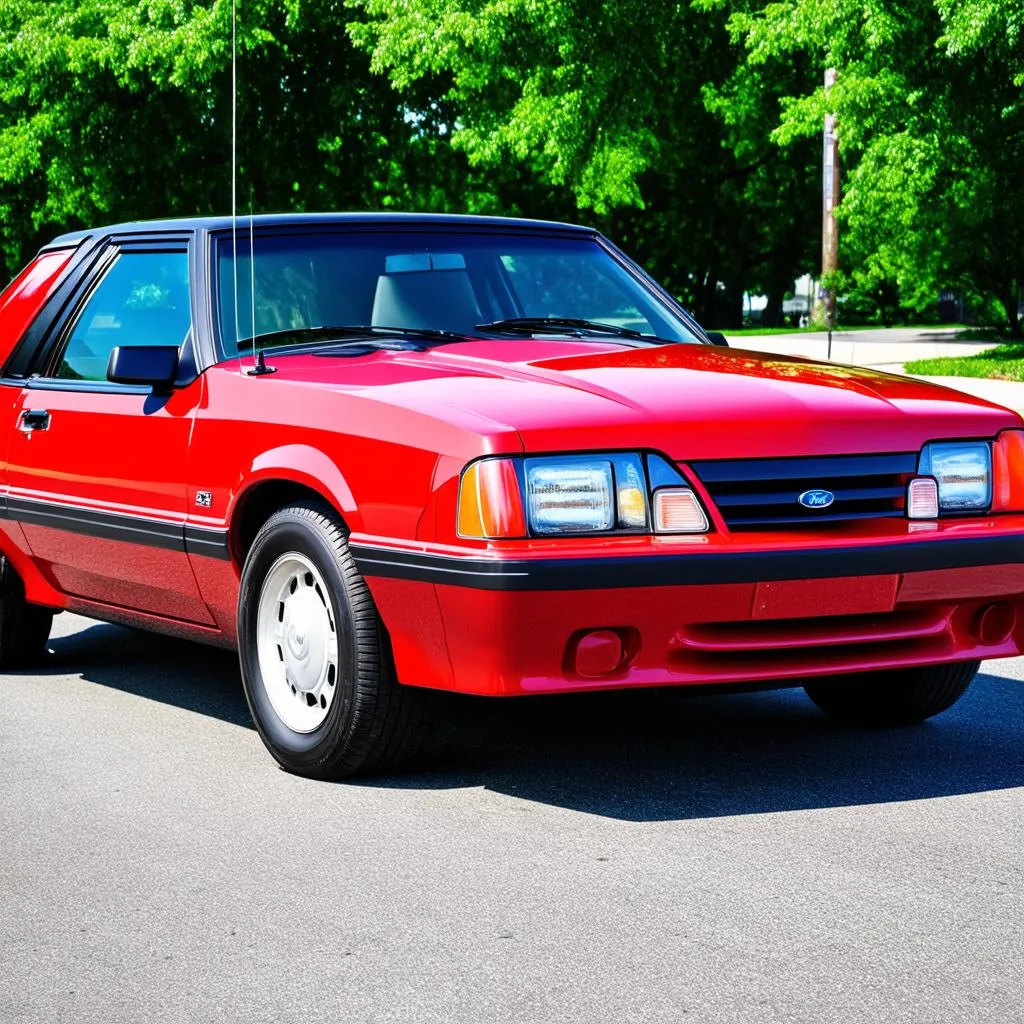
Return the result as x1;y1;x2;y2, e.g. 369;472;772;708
798;489;835;509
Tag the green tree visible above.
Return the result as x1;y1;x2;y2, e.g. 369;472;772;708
702;0;1023;334
0;0;518;280
350;0;821;326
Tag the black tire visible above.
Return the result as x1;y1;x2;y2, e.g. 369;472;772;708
237;501;428;779
804;660;980;727
0;555;54;668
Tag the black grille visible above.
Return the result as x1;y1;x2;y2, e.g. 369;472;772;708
688;453;917;530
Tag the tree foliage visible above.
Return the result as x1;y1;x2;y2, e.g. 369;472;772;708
351;0;821;325
0;1;1019;331
355;0;1022;330
701;0;1023;332
0;0;510;277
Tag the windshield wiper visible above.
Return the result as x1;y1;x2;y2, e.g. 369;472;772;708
236;325;462;351
474;317;646;339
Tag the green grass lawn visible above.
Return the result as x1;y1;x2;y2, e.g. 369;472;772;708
905;343;1024;381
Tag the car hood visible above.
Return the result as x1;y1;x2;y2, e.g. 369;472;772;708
269;339;1023;459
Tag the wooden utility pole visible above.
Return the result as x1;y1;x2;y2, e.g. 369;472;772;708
819;68;840;340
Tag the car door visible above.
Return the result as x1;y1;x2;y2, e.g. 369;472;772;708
4;236;215;624
1;249;81;561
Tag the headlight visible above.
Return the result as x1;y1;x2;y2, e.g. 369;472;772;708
526;460;614;534
457;452;710;538
918;442;992;512
524;454;664;534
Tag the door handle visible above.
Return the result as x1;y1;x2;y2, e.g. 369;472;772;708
18;409;51;433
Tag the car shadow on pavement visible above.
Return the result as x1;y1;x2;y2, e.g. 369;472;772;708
379;673;1024;821
29;619;1024;822
906;330;1000;345
30;619;252;729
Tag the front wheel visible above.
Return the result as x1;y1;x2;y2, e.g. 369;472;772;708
0;555;54;668
804;661;980;727
237;502;427;779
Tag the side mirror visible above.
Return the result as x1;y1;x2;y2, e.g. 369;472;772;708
705;331;730;348
107;345;180;392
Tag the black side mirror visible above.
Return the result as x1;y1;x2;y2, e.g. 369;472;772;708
705;331;730;348
107;345;180;392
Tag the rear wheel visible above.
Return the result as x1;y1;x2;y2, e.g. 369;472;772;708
237;502;427;779
0;555;54;668
804;661;980;727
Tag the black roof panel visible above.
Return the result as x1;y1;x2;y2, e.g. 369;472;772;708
50;211;595;246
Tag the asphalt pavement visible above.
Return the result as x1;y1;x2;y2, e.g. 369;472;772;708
2;612;1022;1023
4;326;1024;1022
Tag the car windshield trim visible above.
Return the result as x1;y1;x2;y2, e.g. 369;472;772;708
474;316;673;344
235;324;462;352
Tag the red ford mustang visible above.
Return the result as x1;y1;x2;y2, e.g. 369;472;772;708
1;213;1022;778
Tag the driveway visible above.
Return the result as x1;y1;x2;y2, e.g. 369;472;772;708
1;613;1021;1023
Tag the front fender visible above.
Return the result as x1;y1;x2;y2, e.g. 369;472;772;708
233;444;361;533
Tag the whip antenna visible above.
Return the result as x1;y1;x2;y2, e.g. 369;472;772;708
250;194;256;347
231;0;241;370
247;191;274;374
232;0;274;377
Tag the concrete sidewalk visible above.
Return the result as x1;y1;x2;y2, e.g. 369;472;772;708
724;326;1024;416
904;374;1024;416
722;326;997;369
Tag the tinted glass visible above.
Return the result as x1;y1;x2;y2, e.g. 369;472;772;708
500;252;648;326
216;231;698;356
56;251;190;381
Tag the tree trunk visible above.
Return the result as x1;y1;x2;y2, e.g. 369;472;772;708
712;279;744;330
691;267;717;326
1002;288;1022;339
760;284;787;328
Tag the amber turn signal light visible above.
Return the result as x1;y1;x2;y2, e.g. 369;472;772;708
457;459;527;539
992;429;1024;513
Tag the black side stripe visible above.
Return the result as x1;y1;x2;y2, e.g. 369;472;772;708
351;546;531;587
7;496;182;550
184;525;232;561
350;533;1024;591
2;495;231;561
5;494;1024;589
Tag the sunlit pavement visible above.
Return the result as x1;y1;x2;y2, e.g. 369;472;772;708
724;326;999;368
725;326;1024;415
1;612;1021;1023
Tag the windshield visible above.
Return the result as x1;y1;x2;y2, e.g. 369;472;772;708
215;230;701;356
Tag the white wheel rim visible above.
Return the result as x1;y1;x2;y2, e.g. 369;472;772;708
256;553;340;733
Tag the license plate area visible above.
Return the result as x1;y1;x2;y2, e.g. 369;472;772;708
752;575;899;620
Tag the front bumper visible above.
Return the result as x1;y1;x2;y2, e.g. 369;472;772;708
355;530;1024;695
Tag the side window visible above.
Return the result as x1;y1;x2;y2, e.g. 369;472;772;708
55;250;190;382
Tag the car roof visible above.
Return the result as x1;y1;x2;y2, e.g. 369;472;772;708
49;211;596;246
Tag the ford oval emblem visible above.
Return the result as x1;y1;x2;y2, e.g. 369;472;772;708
798;489;835;509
